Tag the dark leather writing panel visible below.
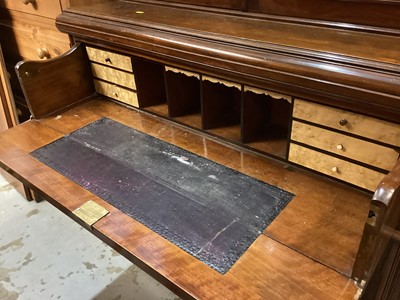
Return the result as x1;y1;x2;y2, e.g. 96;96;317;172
32;118;294;273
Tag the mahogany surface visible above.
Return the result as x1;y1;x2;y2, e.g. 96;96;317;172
63;1;400;64
248;0;400;30
15;44;94;119
57;1;400;123
0;97;370;299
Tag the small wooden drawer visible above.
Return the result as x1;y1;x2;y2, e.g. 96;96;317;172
90;63;136;90
293;99;400;147
86;47;133;72
291;121;399;171
288;144;386;191
94;80;138;107
0;0;62;19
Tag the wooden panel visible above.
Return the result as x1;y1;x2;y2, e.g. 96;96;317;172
249;0;400;30
0;98;363;299
90;63;136;90
291;121;399;171
352;158;400;295
242;87;291;158
156;0;246;10
293;99;400;147
362;238;400;300
0;98;8;131
56;3;400;123
0;10;70;61
202;78;241;131
94;79;138;107
132;57;167;108
40;99;372;278
15;43;94;119
60;0;102;11
14;96;31;122
289;143;386;191
165;66;201;118
0;0;62;19
61;1;400;66
0;46;18;128
86;46;133;72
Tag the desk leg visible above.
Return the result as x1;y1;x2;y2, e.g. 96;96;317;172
23;184;34;201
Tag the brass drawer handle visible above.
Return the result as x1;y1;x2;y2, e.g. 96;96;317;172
105;57;112;64
339;119;348;126
113;92;119;98
22;0;35;4
37;48;50;59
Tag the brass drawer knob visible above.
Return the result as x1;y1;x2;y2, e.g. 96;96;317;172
105;57;112;64
37;48;50;59
113;92;118;98
339;119;348;126
22;0;35;4
336;144;344;150
331;166;339;173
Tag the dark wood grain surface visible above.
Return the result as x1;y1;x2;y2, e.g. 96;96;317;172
57;1;400;123
249;0;400;30
0;97;370;299
15;43;94;119
65;1;400;65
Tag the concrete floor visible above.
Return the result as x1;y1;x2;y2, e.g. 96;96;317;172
0;169;180;300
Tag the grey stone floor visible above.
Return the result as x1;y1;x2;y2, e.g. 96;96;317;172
0;169;180;300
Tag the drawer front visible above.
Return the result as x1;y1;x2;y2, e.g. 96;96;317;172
0;12;70;61
94;80;138;107
0;0;62;19
293;99;400;147
90;63;136;90
289;144;385;191
86;47;133;72
291;121;399;171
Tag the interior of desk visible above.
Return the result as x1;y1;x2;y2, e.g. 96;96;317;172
0;97;370;299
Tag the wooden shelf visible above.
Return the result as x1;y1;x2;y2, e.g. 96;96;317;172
245;126;289;159
173;112;202;129
144;103;169;117
207;124;241;142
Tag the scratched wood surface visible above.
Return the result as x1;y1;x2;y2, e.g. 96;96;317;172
0;97;369;299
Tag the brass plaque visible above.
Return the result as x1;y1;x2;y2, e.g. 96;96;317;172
73;200;109;226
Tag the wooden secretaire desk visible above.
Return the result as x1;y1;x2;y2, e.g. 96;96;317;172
1;1;399;299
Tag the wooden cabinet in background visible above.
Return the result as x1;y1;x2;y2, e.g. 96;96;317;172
0;0;70;122
0;45;17;131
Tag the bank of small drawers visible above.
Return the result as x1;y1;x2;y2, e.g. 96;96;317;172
289;99;400;191
86;46;138;107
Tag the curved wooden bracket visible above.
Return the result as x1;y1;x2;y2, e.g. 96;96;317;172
15;43;94;119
